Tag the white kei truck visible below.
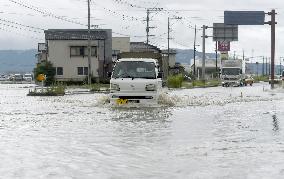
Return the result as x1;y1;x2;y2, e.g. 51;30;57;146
109;58;162;105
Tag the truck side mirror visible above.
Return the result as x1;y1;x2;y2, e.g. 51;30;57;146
157;72;163;78
107;72;112;78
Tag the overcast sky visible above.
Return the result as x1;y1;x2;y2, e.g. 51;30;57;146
1;0;284;63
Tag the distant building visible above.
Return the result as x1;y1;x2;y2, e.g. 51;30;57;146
41;29;112;82
193;59;221;79
161;49;176;68
112;37;130;62
130;42;161;53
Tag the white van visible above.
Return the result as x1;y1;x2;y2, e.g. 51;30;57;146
109;58;162;105
23;74;33;82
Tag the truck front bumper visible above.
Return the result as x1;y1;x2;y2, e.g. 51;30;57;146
109;92;158;105
222;81;241;87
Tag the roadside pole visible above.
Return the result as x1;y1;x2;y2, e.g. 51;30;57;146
87;0;92;85
262;56;265;76
268;9;276;89
193;25;197;77
202;25;207;84
215;41;218;78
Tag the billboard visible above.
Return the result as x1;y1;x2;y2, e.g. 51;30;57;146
213;23;238;41
224;11;265;25
218;41;230;51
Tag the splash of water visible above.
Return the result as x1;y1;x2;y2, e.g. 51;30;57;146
95;88;283;108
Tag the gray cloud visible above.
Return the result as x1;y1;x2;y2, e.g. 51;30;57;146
0;0;283;61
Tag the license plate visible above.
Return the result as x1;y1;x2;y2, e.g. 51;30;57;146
116;99;128;105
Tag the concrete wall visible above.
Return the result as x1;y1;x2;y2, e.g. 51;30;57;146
168;54;176;68
47;40;100;81
112;37;130;53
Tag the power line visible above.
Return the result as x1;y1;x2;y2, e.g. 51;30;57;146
0;18;44;31
0;25;43;40
7;0;144;38
8;0;87;26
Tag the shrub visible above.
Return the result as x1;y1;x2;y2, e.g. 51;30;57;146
34;61;56;86
168;74;183;88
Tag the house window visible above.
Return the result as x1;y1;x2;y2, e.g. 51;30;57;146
77;67;88;76
56;67;63;76
71;46;84;56
91;47;97;57
71;46;97;57
84;67;88;75
84;47;97;57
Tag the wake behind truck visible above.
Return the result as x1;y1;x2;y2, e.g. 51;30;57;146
221;59;243;87
109;58;162;105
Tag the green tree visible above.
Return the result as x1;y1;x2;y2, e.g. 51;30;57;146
34;61;56;86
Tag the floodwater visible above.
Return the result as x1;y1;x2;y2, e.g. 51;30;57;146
0;83;284;179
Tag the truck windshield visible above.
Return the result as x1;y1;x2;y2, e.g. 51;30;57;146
222;68;241;75
112;61;156;79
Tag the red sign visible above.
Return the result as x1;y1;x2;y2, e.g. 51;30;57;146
218;41;230;51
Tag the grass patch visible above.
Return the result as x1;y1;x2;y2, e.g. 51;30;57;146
28;83;66;96
254;75;269;82
168;74;183;88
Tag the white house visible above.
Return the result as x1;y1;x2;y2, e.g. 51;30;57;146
44;29;112;82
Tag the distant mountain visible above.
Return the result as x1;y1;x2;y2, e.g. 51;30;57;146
0;48;221;73
0;49;37;73
175;49;218;65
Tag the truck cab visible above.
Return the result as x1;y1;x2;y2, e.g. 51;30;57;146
109;58;162;105
221;60;243;87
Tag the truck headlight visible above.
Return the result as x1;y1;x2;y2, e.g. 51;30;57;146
110;83;120;91
145;84;156;91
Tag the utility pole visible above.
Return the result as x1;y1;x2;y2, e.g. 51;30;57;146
268;58;271;75
268;9;276;89
242;50;245;74
145;8;163;47
167;16;182;81
146;9;150;46
193;25;197;77
202;25;208;83
280;58;282;75
87;0;92;85
266;57;268;75
215;41;218;78
262;56;265;76
166;17;170;81
280;57;283;74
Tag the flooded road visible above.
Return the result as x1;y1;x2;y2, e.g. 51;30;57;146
0;83;284;179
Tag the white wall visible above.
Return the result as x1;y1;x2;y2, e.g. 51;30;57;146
47;40;99;81
112;37;130;53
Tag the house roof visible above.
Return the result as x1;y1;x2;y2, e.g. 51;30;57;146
44;29;111;40
130;42;161;53
161;49;177;54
